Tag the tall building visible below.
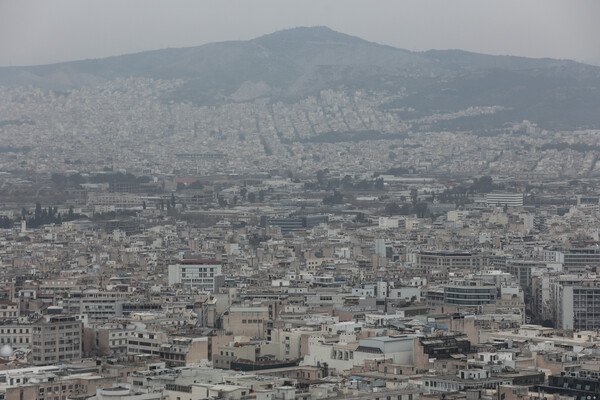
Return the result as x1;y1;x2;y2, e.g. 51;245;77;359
63;290;130;323
168;260;224;292
558;285;600;330
503;260;544;296
374;238;387;258
32;315;83;365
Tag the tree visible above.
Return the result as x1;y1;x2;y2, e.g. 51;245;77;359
386;166;409;176
414;202;428;218
232;195;238;205
218;196;227;208
385;203;401;215
316;169;328;186
68;206;74;220
410;189;418;206
323;191;343;205
342;175;352;189
385;203;411;215
142;201;147;210
248;192;256;203
470;176;495;193
240;187;247;200
258;190;265;202
171;193;176;208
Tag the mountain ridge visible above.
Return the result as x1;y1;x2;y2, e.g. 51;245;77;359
1;26;600;129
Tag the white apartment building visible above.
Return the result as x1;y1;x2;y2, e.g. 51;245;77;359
168;260;224;292
485;192;524;207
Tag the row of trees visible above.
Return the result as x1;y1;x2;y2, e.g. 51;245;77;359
385;202;429;218
341;176;385;191
436;176;505;204
217;190;266;208
22;203;79;229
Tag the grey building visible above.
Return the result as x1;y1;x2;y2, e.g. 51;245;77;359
443;283;497;308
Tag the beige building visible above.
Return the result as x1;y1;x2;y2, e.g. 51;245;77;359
32;315;83;365
0;323;32;347
269;328;327;361
0;302;18;321
305;258;334;271
213;341;282;370
159;337;209;366
84;323;137;356
223;306;269;337
40;279;81;292
127;331;168;358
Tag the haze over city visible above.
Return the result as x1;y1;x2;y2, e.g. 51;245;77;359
1;2;600;400
2;0;600;66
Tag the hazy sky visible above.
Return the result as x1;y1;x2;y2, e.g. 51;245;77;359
1;0;599;67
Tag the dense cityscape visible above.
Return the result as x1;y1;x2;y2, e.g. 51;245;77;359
1;18;600;400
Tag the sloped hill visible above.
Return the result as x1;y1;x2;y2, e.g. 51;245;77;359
1;26;600;129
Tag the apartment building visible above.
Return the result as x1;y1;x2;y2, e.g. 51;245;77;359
0;323;32;347
0;302;18;321
168;260;224;292
63;290;130;323
127;331;168;358
410;251;486;272
558;285;600;330
83;323;137;356
159;337;209;366
31;315;83;366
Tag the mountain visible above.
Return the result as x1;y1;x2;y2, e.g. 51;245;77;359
1;26;600;130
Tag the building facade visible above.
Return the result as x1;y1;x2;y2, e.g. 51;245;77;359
485;193;524;207
168;260;224;292
32;315;83;365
